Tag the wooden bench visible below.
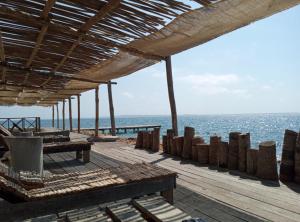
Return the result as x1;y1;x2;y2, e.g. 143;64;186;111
43;141;92;163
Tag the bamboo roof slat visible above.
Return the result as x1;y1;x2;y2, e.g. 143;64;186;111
0;0;299;106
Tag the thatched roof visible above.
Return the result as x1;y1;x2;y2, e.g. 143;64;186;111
0;0;299;106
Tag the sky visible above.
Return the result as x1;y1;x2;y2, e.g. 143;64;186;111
1;5;300;119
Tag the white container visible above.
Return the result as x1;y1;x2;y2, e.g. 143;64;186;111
4;136;43;175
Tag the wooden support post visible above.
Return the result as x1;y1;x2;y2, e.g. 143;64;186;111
77;94;81;133
68;97;73;132
56;103;59;129
107;81;116;136
62;99;65;130
165;56;178;136
52;105;55;128
95;86;99;137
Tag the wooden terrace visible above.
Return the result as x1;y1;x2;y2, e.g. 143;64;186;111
1;132;299;221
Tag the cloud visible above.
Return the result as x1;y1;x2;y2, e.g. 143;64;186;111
122;92;134;99
261;85;272;91
177;73;249;96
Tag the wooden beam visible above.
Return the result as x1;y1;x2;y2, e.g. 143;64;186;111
1;67;6;82
77;94;81;133
56;103;59;128
165;56;178;136
26;0;56;68
54;0;121;72
107;81;116;136
80;0;121;32
193;0;212;7
68;97;73;132
62;99;65;130
0;31;5;62
0;6;162;61
1;63;111;84
95;86;99;137
52;105;55;128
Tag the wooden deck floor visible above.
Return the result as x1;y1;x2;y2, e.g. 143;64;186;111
2;131;300;222
88;142;300;222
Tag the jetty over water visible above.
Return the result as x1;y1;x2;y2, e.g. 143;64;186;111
83;125;161;134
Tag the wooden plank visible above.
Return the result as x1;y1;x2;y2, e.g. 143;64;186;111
77;94;81;133
66;206;111;222
106;203;146;222
62;99;65;130
133;195;191;222
97;144;300;222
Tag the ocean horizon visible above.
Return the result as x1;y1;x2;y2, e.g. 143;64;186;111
40;113;300;157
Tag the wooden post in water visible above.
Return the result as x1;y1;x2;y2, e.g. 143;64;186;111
77;94;81;133
56;103;59;129
107;81;116;136
68;97;73;132
52;105;55;128
95;86;99;137
62;99;65;130
165;56;178;136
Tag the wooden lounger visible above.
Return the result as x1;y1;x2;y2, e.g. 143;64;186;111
44;141;92;163
0;163;177;219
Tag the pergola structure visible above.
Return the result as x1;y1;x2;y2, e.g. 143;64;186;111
0;0;299;135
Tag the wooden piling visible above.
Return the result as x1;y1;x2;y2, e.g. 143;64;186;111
166;129;175;154
280;129;297;182
62;99;65;130
171;137;177;156
163;135;168;153
107;81;116;136
152;128;160;152
165;56;178;136
247;149;258;175
192;136;205;161
135;131;143;149
148;131;153;150
209;136;221;165
68;97;73;132
174;136;184;157
295;133;300;184
182;127;195;159
142;131;150;149
238;133;250;172
95;86;99;137
228;132;241;170
198;144;210;164
218;141;229;168
77;94;81;133
257;141;278;180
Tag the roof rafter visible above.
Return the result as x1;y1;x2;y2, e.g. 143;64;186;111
193;0;212;7
54;0;121;72
0;5;163;61
0;30;5;62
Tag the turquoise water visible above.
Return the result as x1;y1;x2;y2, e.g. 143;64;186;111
41;113;300;157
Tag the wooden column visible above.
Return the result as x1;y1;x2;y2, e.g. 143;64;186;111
77;94;81;133
95;86;99;137
62;99;65;130
107;81;116;136
68;97;73;132
165;56;178;136
52;105;55;128
56;103;59;129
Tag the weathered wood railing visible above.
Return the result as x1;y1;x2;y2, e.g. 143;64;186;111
0;117;41;132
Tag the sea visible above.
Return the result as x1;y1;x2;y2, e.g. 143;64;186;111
41;113;300;158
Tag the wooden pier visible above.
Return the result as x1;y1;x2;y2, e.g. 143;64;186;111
83;125;161;134
1;132;300;221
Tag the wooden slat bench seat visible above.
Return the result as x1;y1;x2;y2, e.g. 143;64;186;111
0;163;177;220
42;135;70;144
43;141;92;163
